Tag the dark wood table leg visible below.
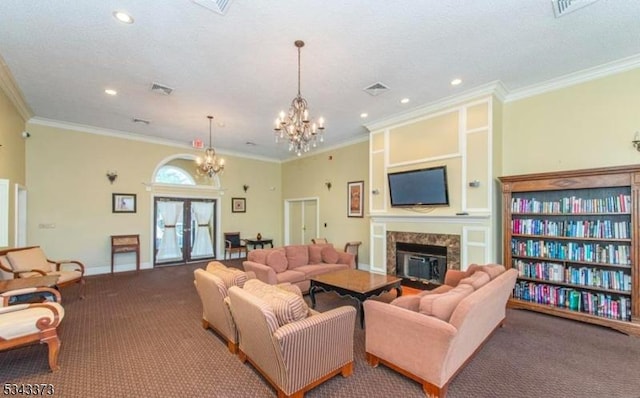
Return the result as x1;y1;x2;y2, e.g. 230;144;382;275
358;300;365;328
309;285;317;308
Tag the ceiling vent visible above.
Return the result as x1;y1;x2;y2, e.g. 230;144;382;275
551;0;599;18
192;0;233;15
150;82;174;96
363;82;390;96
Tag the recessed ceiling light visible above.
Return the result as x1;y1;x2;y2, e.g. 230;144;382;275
360;113;368;119
105;89;117;96
451;78;462;86
113;11;134;24
400;98;410;104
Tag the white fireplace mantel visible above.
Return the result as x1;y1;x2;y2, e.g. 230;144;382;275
369;213;490;225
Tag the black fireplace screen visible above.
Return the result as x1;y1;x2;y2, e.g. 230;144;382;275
395;242;447;285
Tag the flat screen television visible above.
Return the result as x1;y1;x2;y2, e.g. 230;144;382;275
388;166;450;207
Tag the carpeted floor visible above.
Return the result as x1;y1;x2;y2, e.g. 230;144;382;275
2;261;640;397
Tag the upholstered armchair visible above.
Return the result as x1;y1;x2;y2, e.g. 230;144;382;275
228;280;356;398
224;232;247;259
193;262;255;353
0;287;64;371
0;246;85;297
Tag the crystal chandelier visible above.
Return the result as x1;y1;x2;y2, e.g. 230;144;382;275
195;115;225;178
274;40;325;156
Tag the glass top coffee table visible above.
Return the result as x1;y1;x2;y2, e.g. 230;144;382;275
309;269;402;328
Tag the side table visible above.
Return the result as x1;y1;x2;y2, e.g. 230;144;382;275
111;234;140;274
245;238;274;250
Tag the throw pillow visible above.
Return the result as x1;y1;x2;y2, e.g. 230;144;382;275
6;247;51;273
266;249;288;273
308;244;326;264
418;284;474;322
243;279;310;327
284;245;309;269
248;249;268;264
321;246;340;264
459;271;491;290
390;295;421;312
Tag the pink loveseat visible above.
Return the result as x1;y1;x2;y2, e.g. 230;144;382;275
242;244;355;294
364;264;518;397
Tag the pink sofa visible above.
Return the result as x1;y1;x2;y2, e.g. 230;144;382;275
364;265;518;397
242;244;355;294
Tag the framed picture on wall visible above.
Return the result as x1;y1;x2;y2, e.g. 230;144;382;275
232;197;246;213
347;181;364;218
113;193;137;213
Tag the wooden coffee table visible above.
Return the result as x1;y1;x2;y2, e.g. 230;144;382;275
309;269;402;328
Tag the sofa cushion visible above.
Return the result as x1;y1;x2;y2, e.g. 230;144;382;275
266;249;288;273
418;284;454;297
294;263;349;277
275;269;306;285
308;244;329;264
418;284;474;321
479;264;506;280
247;249;269;264
321;246;340;264
459;271;491;290
285;245;309;269
243;279;309;327
390;295;421;312
6;248;51;273
205;262;248;288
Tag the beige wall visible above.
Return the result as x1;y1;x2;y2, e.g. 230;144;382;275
25;122;282;274
502;68;640;175
0;88;26;248
282;141;370;265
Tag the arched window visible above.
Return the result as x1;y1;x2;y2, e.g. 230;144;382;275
155;165;196;185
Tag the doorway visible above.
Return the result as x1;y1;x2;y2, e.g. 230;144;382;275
154;197;217;265
285;198;319;245
15;184;27;247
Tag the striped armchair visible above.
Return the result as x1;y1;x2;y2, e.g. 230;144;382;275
228;284;356;398
193;262;255;353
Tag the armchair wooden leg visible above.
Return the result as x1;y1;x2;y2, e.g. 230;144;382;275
79;278;86;300
238;350;247;363
341;361;354;377
202;319;210;329
422;381;447;398
227;341;238;354
366;352;380;367
43;334;61;372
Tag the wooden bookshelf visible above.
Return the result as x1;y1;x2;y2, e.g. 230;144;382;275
499;165;640;336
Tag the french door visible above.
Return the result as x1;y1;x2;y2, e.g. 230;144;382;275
154;197;217;265
285;198;319;245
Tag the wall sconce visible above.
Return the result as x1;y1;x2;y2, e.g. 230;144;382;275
633;132;640;152
325;181;332;191
243;184;249;192
106;171;118;184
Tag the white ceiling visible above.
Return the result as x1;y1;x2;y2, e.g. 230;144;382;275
1;1;639;160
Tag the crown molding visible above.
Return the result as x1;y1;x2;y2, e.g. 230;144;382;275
505;53;640;102
363;81;507;133
27;117;281;163
0;55;33;121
